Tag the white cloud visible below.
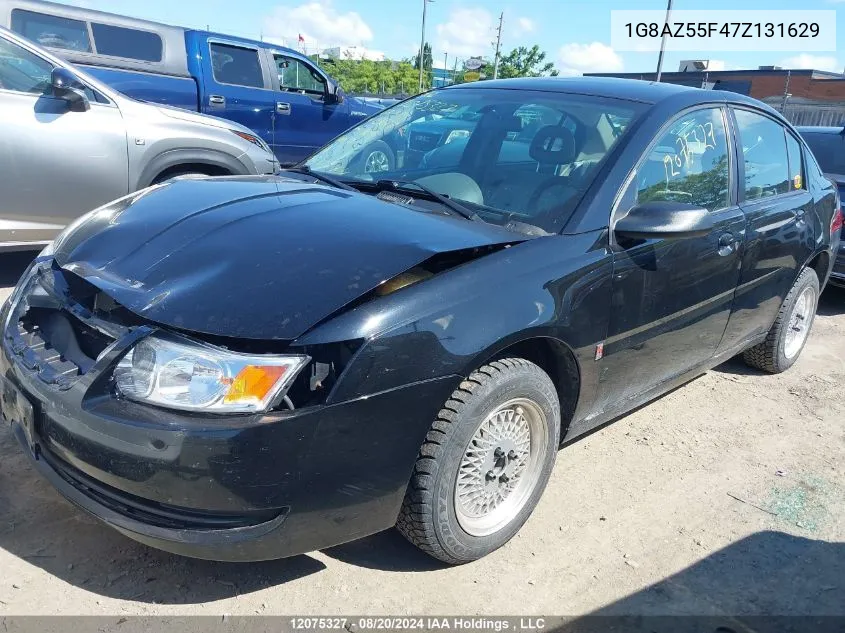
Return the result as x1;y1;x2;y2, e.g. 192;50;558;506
779;54;841;72
513;17;535;36
557;42;623;77
436;7;495;58
263;1;373;48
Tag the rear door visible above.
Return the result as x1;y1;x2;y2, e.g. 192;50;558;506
267;50;350;164
199;40;275;150
0;35;127;247
717;108;815;352
599;106;745;408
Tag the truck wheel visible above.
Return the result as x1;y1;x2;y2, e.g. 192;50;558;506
743;267;819;373
360;141;394;174
396;358;560;564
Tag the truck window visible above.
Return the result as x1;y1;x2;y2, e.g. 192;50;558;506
274;54;326;95
91;23;162;62
209;43;264;89
10;9;92;53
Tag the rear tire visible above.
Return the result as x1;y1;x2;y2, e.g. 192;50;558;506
743;267;819;373
396;358;560;564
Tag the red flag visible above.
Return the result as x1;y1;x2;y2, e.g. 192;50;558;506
298;33;305;43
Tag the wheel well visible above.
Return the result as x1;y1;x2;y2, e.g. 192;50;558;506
152;163;230;184
807;251;830;283
486;337;580;436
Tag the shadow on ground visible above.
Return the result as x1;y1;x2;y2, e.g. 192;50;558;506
558;532;844;632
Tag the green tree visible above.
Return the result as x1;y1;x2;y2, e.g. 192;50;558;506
413;42;433;71
496;45;559;79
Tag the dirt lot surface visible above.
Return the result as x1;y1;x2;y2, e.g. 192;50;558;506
0;251;842;617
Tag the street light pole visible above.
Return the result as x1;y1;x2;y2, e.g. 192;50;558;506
418;0;433;91
444;52;448;85
655;0;673;82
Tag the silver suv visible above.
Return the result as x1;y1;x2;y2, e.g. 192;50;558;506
0;26;278;251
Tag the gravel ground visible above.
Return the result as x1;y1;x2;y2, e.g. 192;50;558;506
0;251;842;617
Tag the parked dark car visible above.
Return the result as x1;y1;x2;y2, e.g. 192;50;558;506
1;77;840;565
797;126;845;287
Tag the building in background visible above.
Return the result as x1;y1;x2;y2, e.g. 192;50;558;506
587;62;845;127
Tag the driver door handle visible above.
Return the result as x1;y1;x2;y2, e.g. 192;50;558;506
276;102;291;115
717;233;735;256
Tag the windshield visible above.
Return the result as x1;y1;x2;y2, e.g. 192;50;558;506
304;87;643;232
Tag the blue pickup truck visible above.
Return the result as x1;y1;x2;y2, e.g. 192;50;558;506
0;0;391;166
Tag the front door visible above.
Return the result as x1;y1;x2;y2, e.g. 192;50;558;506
201;41;275;152
599;106;745;409
269;52;350;164
0;36;127;247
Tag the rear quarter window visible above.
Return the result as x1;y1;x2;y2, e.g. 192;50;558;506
91;23;163;62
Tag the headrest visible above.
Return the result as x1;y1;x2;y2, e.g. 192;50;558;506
529;126;576;164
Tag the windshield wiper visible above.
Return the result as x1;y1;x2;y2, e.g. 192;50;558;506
375;179;481;222
280;166;358;192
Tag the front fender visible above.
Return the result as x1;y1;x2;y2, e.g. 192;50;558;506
293;232;613;412
136;148;252;188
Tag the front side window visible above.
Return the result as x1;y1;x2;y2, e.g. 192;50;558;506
91;23;163;62
304;88;641;233
0;37;54;95
635;108;731;212
11;9;91;53
734;109;790;200
209;43;264;88
275;55;326;94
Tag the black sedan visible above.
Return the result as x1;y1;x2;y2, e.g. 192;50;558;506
1;77;840;565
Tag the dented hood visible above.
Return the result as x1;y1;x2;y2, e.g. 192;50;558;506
52;176;520;340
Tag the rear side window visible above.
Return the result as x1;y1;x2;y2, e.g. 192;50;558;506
91;23;162;62
209;43;264;88
785;133;804;191
11;9;91;52
635;107;731;212
734;109;790;200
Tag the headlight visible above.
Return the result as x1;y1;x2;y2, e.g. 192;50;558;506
114;335;308;414
444;129;470;144
231;129;272;154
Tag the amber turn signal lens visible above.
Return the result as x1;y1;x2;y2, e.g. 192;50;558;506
224;365;288;403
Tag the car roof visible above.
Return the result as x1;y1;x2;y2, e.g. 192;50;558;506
444;76;765;107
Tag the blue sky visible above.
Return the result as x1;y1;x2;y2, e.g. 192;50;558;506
57;0;844;75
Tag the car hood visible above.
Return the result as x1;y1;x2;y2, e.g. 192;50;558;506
52;176;523;340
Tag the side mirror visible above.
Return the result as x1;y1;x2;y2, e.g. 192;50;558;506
614;201;714;240
51;67;90;112
325;83;344;105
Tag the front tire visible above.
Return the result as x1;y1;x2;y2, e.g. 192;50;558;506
359;141;395;174
396;358;560;564
743;267;819;373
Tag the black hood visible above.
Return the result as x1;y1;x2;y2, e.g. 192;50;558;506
53;176;521;340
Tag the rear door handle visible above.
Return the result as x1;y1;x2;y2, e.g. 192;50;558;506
717;233;735;256
276;102;291;115
209;95;226;106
